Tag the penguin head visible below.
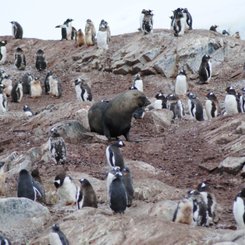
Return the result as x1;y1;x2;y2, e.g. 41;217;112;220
36;49;44;55
79;178;91;188
0;41;7;47
240;188;245;197
51;224;61;232
50;127;60;137
19;169;31;179
186;189;201;200
202;54;211;62
226;86;236;95
186;92;196;99
54;173;66;188
206;92;217;101
197;181;208;192
0;84;5;92
122;166;131;176
16;47;23;53
115;139;125;148
134;73;141;81
178;68;186;76
111;166;122;178
155;91;166;100
86;19;92;24
64;19;73;25
23;104;31;112
167;93;179;101
241;87;245;94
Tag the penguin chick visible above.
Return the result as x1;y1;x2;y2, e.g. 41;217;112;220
97;19;110;50
122;167;134;207
48;127;67;164
1;74;12;97
0;84;8;113
85;19;96;46
166;93;185;119
17;169;44;202
130;73;143;92
76;29;85;47
187;92;204;121
0;41;7;65
35;49;47;71
107;167;127;214
74;78;92;102
141;9;154;34
23;104;34;117
0;235;11;245
197;182;217;226
205;92;220;119
44;71;62;98
10;21;23;39
106;139;125;170
224;86;240;115
233;187;245;229
77;178;97;209
54;173;78;206
49;224;69;245
175;68;188;96
198;55;212;84
11;81;23;103
14;47;26;70
21;72;33;95
30;77;42;98
172;198;194;225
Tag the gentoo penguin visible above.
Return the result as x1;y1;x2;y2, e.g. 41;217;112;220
0;73;12;97
35;49;47;71
0;84;7;113
49;224;69;245
130;73;143;92
14;47;26;70
30;77;42;98
54;172;78;205
187;92;204;121
122;167;134;207
172;8;186;36
84;19;96;46
21;72;33;95
31;168;46;203
23;104;34;117
240;87;245;113
75;29;85;47
11;81;23;103
0;41;7;65
77;178;98;209
17;169;44;201
10;21;23;39
232;31;240;39
205;92;220;120
209;25;218;32
74;78;92;102
151;91;167;110
0;235;11;245
107;166;127;214
166;93;185;119
106;139;125;170
233;187;245;229
97;19;110;50
222;30;230;36
183;8;192;30
141;9;154;34
175;68;188;96
224;86;240;115
172;198;194;225
197;182;217;226
55;18;75;40
44;71;62;98
48;127;67;164
198;54;212;84
187;189;208;226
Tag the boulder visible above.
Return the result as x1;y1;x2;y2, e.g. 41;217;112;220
218;157;245;174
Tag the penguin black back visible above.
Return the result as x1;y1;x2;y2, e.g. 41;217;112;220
122;166;134;207
35;49;47;71
50;224;69;245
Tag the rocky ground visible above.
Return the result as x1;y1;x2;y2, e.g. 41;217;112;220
0;29;245;244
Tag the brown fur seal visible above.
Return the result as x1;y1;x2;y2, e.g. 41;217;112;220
88;90;150;140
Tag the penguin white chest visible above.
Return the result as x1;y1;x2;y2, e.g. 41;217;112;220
49;232;63;245
153;99;163;109
49;77;59;97
57;178;77;204
225;95;238;115
97;31;108;50
0;94;7;113
134;79;143;92
75;84;82;101
233;197;245;228
175;75;187;95
205;100;213;120
0;47;7;64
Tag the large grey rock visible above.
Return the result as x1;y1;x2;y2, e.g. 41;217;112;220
218;157;245;174
0;197;50;244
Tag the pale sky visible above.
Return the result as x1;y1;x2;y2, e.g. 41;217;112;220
0;0;244;40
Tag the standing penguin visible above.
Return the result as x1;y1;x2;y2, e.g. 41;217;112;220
0;73;12;97
122;167;134;207
10;21;23;39
44;71;62;98
198;55;212;84
48;127;67;164
75;29;85;47
141;9;154;34
175;68;188;96
77;178;98;209
239;87;245;113
74;78;92;102
166;93;185;119
107;167;127;214
130;73;143;92
187;92;204;121
11;81;23;103
35;49;47;72
21;72;33;95
205;92;220;120
197;182;217;226
0;41;7;65
97;19;110;50
224;86;240;115
0;84;7;113
49;224;69;245
233;187;245;229
17;169;45;202
183;8;192;30
106;139;125;170
14;47;26;70
172;8;186;36
151;91;167;110
55;18;75;40
85;19;96;46
0;235;11;245
54;172;78;206
30;77;42;98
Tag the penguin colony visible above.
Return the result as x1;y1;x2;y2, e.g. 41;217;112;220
0;7;244;244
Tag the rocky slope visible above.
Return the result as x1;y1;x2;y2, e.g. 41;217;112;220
0;29;245;244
